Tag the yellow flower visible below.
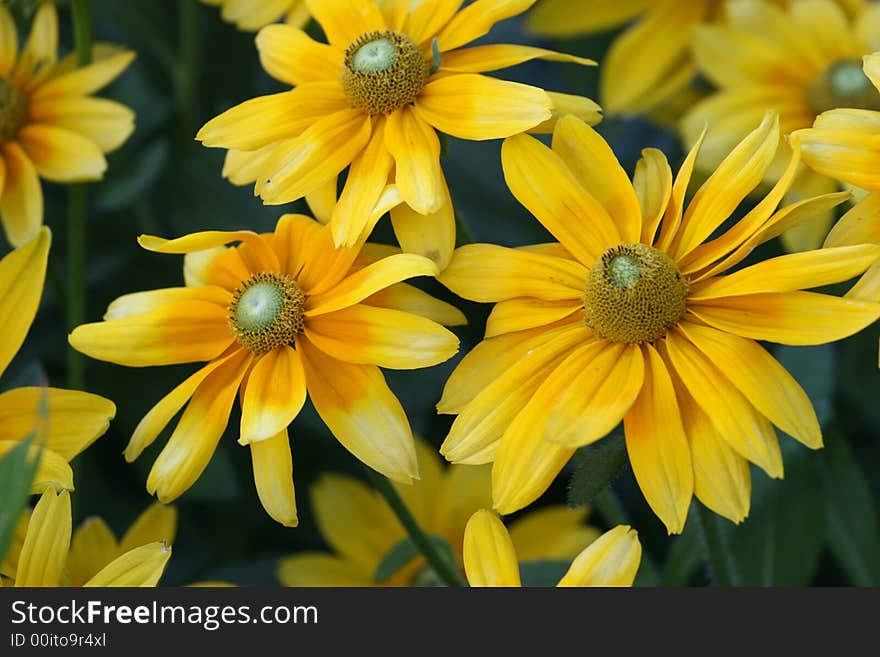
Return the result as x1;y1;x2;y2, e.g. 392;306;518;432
277;439;601;586
201;0;310;32
197;0;599;271
68;197;462;526
437;112;880;534
0;227;115;493
463;510;640;587
0;3;135;246
681;0;880;251
0;489;171;587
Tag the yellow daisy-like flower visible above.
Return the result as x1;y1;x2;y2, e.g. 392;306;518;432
437;112;880;534
197;0;599;270
681;0;880;251
68;196;462;526
0;227;115;493
201;0;310;32
277;439;601;586
0;489;171;587
0;3;135;246
463;510;640;587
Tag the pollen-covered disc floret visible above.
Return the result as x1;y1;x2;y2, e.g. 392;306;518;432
229;272;305;355
584;244;689;344
808;59;880;113
0;79;27;142
341;30;430;115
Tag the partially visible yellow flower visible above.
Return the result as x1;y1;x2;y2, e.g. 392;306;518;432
201;0;310;31
0;3;135;246
463;510;640;587
681;0;880;251
438;112;880;534
0;227;115;493
198;0;599;271
69;195;463;526
0;489;171;587
277;439;600;586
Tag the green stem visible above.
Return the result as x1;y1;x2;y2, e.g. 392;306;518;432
365;468;466;587
66;0;93;391
694;502;737;587
177;0;201;145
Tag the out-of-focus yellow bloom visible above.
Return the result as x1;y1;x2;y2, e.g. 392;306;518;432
0;3;135;246
438;112;880;534
681;0;880;251
463;510;640;587
69;194;463;526
201;0;310;32
197;0;599;271
0;489;171;587
0;227;115;493
277;439;601;586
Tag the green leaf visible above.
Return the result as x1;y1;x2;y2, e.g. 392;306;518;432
374;534;456;584
567;432;627;508
823;433;880;586
0;435;41;565
96;140;170;212
661;514;704;586
519;560;570;587
775;344;836;426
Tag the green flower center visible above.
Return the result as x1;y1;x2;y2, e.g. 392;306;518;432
0;78;27;143
584;244;689;344
341;30;430;115
809;59;880;113
229;273;305;355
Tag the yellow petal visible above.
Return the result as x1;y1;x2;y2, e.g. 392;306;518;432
385;106;444;215
28;96;134;152
304;0;385;49
654;125;706;252
799;121;880;191
139;229;278;270
0;226;49;377
485;298;581;338
462;510;522;587
439;0;538;51
147;350;252;502
440;44;594;73
83;542;171;587
278;553;373;586
689;291;880;346
414;74;551;141
33;48;135;100
250;429;298;527
0;4;18;77
552;115;642;243
0;441;73;493
305;304;459;369
15;2;57;81
67;517;118;586
404;0;463;44
17;124;106;182
390;178;456;271
623;345;693;534
507;506;600;562
365;282;466;326
120;502;178;553
825;192;880;248
527;0;649;37
240;346;306;444
15;489;71;587
634;148;673;244
557;525;641;587
528;91;603;134
678;321;822;449
0;387;114;461
104;286;232;321
438;243;587;302
0;142;44;247
502;132;620;266
299;337;418;483
256;24;342;85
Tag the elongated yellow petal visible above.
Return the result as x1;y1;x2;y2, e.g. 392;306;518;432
0;441;73;493
0;4;18;77
623;345;692;534
390;178;456;271
439;0;537;52
824;193;880;248
250;429;298;527
664;330;783;478
15;489;71;587
655;126;706;252
689;292;880;346
119;502;178;553
83;543;171;587
0;387;114;461
104;286;232;321
17;124;105;183
304;0;385;49
384;106;444;215
507;506;600;562
15;2;57;81
441;44;594;73
463;510;522;587
527;0;649;37
502;132;620;266
0;226;49;378
557;525;641;587
365;282;466;326
799;123;880;191
0;142;44;247
278;553;373;586
678;321;821;449
485;298;581;338
634;148;673;245
33;49;134;100
139;229;278;270
67;517;117;586
256;24;342;85
240;346;306;444
529;91;603;134
147;350;252;502
299;337;418;483
414;74;551;141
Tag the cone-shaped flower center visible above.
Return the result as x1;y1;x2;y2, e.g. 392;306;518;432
341;30;430;115
0;79;27;142
584;244;689;344
809;59;880;113
229;273;305;355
